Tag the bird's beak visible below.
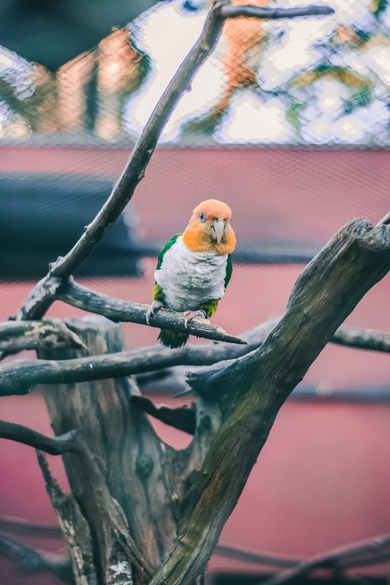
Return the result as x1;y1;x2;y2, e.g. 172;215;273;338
211;218;225;243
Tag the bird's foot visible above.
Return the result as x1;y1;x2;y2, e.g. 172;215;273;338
184;309;207;329
146;301;164;325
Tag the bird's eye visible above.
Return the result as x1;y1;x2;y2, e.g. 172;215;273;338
199;212;206;223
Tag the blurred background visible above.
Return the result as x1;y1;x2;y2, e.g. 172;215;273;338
0;1;389;584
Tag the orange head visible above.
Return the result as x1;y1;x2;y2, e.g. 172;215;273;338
182;199;236;254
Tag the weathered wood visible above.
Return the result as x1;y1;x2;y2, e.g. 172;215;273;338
37;316;222;584
1;315;389;397
148;217;390;585
37;451;97;585
0;319;86;352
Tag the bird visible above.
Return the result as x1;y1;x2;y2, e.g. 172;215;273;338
145;199;236;348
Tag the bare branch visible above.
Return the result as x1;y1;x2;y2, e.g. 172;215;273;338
55;277;247;344
215;543;299;569
263;533;390;585
52;278;390;353
0;341;248;397
0;531;74;583
0;419;81;454
1;314;388;397
14;1;333;322
220;4;334;19
0;320;86;352
332;325;390;353
131;396;197;434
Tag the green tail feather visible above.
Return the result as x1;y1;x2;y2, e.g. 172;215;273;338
158;329;189;349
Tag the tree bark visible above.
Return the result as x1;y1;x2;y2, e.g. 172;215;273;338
38;316;221;585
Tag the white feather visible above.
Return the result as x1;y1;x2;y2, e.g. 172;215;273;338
155;236;228;311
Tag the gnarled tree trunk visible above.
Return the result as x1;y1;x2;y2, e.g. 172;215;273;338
38;316;220;585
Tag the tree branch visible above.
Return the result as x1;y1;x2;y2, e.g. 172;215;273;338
55;277;247;344
14;1;333;322
0;531;74;583
147;217;390;585
220;4;334;19
215;543;299;569
0;314;388;397
0;320;86;352
263;533;390;585
0;419;82;454
131;396;197;435
331;326;390;353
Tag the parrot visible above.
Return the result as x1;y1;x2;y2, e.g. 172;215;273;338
145;199;236;348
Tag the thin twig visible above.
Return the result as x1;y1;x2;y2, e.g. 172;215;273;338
220;4;334;19
262;533;390;585
215;544;299;569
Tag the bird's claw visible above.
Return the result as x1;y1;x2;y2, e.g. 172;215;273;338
146;301;164;325
184;310;207;329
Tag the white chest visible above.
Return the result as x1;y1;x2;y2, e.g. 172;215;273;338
155;237;228;311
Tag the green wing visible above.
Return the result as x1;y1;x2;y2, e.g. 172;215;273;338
156;233;181;270
224;253;233;289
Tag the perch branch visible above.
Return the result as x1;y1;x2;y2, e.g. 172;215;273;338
0;317;389;397
0;320;86;352
0;531;74;583
55;277;247;344
14;1;333;322
264;533;390;585
148;217;390;585
54;280;390;352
